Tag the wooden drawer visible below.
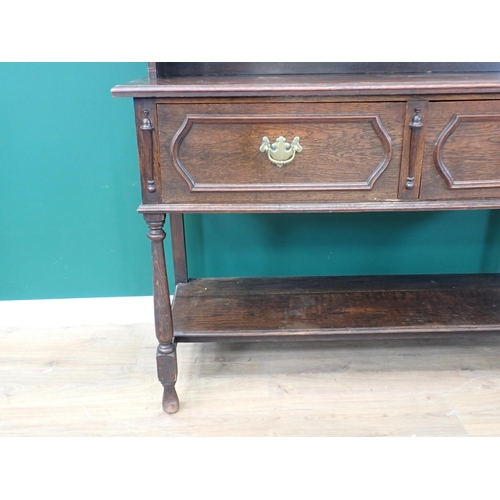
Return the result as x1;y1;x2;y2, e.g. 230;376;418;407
157;101;405;204
420;101;500;200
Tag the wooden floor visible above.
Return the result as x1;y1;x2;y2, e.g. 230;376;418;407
2;323;500;436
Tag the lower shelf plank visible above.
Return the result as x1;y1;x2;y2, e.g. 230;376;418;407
172;274;500;342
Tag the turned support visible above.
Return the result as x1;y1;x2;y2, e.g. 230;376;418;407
144;212;179;414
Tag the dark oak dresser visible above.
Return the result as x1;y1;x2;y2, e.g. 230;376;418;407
112;62;500;414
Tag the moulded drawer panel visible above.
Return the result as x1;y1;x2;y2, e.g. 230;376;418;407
420;101;500;200
157;101;405;205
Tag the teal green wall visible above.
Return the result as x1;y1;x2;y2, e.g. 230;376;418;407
185;211;500;279
2;63;500;301
0;63;152;300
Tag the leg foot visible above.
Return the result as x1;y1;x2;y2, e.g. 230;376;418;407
162;385;180;414
157;342;179;414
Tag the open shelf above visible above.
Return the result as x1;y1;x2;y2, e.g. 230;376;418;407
153;62;500;78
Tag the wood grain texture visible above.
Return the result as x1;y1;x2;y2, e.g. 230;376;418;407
398;102;428;199
3;323;500;436
138;198;500;213
172;275;500;341
134;99;162;204
144;213;179;412
421;100;500;200
158;101;404;204
144;213;173;344
170;113;393;192
435;115;500;189
112;73;500;98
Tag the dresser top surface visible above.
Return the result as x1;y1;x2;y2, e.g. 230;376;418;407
112;72;500;98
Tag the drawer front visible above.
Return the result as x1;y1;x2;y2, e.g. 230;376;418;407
157;102;405;204
420;101;500;200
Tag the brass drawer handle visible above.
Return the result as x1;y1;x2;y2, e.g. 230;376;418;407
260;136;302;167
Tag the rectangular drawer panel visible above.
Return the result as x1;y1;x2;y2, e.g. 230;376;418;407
157;101;405;204
420;100;500;200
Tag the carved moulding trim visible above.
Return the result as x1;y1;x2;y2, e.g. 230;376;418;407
170;114;393;192
434;113;500;189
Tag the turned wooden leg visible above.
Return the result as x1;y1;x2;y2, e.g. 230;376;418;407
144;212;179;414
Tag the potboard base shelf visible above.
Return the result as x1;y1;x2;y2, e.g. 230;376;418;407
172;274;500;342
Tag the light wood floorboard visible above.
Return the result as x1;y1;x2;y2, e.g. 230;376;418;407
2;324;500;436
